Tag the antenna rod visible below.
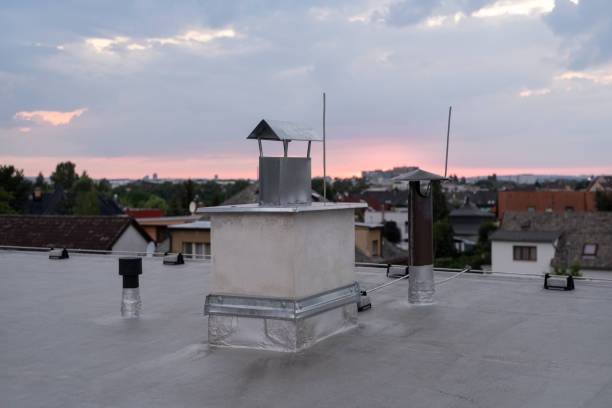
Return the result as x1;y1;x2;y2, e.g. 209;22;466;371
444;106;452;178
323;92;326;202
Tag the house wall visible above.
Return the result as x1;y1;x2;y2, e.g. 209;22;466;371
355;226;382;257
112;225;150;253
492;241;556;274
170;229;211;255
364;210;409;249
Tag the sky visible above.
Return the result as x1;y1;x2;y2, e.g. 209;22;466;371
1;0;611;179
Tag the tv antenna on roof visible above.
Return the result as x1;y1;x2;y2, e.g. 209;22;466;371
444;106;452;178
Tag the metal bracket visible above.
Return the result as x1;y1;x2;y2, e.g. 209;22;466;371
204;282;361;320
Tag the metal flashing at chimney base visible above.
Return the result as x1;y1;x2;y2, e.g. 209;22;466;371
409;265;435;304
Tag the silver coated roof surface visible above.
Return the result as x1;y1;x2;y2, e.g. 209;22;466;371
2;250;612;408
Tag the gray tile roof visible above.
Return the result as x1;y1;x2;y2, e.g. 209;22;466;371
491;230;561;243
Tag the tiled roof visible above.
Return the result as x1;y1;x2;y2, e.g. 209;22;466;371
500;211;612;270
0;215;150;250
490;230;561;243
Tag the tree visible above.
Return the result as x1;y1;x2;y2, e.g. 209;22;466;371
311;178;334;200
73;188;100;215
35;172;50;192
383;221;401;244
434;219;455;258
460;176;466;185
51;161;78;190
72;171;94;194
595;191;612;211
432;181;449;223
181;179;196;210
0;165;32;213
96;179;112;197
0;187;16;213
142;195;168;213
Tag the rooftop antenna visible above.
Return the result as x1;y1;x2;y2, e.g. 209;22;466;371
444;106;452;178
323;92;327;203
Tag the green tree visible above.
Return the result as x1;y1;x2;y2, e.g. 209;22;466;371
434;219;455;258
0;165;32;213
51;161;78;190
0;187;16;213
181;179;196;210
383;221;401;244
595;191;612;211
72;171;94;194
96;179;112;197
142;195;168;213
35;172;50;192
73;188;100;215
311;178;334;200
432;181;449;223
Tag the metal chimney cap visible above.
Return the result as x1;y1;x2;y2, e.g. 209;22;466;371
393;168;445;181
247;119;322;142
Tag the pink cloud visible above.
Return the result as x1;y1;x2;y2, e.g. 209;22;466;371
13;108;87;126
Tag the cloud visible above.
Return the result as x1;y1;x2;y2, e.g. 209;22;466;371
146;28;237;47
473;0;554;18
85;36;129;53
519;88;551;97
13;108;88;126
544;0;612;69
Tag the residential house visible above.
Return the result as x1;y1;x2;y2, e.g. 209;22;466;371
134;215;201;251
167;221;211;259
0;214;151;253
497;191;596;220
124;208;164;218
491;211;612;275
24;187;123;215
587;175;612;192
354;222;383;258
449;200;495;252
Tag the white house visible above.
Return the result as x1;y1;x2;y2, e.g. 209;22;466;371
491;230;559;274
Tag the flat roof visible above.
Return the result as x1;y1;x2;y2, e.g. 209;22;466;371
2;251;612;407
198;202;367;214
168;221;211;230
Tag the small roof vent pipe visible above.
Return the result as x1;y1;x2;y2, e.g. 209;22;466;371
119;257;142;317
49;248;69;260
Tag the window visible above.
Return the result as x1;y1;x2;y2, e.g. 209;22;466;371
527;207;535;212
513;245;537;261
565;206;574;212
582;243;598;256
204;243;211;256
183;242;193;255
195;243;203;257
545;207;552;212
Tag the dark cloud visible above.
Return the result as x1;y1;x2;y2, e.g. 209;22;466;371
544;0;612;69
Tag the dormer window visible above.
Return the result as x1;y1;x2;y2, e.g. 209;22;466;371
582;243;598;256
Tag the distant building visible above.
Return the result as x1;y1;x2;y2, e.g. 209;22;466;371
168;221;211;259
587;175;612;192
491;211;612;275
363;209;409;250
135;215;201;250
152;173;158;181
449;200;495;252
0;215;151;253
354;222;383;258
497;191;596;220
24;187;123;216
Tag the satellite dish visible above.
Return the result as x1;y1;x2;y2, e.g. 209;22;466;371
189;201;196;215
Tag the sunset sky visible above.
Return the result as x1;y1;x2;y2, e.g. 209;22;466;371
1;0;611;179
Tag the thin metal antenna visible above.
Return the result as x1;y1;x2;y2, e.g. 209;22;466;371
323;92;326;203
444;106;452;178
